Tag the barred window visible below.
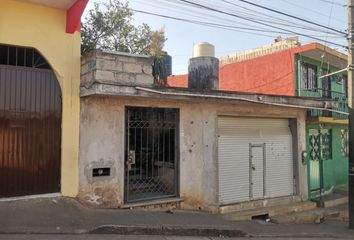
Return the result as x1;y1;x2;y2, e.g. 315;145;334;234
0;44;50;69
341;129;349;157
301;63;317;90
309;130;320;161
320;129;332;160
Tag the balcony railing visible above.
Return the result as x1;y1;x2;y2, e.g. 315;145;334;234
296;88;348;119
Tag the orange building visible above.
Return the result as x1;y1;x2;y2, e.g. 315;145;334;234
168;43;319;96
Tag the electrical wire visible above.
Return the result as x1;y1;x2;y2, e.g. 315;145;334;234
132;9;343;39
152;0;336;34
165;0;341;34
320;0;335;73
217;0;338;33
212;0;343;34
281;0;346;24
132;9;284;37
316;0;347;7
231;0;346;35
90;0;345;38
133;0;300;33
174;0;347;48
87;0;347;49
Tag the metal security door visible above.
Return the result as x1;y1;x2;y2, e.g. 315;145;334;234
308;129;321;198
125;107;179;203
0;65;62;197
218;117;293;205
308;128;332;199
250;144;265;200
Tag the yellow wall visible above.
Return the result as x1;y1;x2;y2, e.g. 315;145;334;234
0;0;81;197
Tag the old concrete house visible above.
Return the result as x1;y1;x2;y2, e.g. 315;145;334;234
79;45;336;214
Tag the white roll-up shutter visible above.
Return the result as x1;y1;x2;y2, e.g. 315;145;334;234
218;117;294;205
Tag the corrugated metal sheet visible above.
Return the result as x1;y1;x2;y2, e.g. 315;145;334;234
0;65;61;197
218;117;294;205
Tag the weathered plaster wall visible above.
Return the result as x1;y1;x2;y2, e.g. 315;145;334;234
0;0;81;197
290;115;308;199
79;96;307;211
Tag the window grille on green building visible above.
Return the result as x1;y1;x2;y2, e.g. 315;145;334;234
309;129;332;161
320;129;332;160
341;129;349;157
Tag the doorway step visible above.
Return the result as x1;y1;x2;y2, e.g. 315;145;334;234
121;197;183;210
313;193;348;208
270;204;348;224
270;192;348;224
333;184;348;196
221;196;316;221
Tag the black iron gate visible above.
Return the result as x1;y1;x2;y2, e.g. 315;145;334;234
125;107;179;203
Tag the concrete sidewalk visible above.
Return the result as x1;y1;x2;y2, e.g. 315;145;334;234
0;197;353;238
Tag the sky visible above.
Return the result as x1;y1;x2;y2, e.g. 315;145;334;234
84;0;348;74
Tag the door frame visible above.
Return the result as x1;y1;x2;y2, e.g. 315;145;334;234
123;106;180;203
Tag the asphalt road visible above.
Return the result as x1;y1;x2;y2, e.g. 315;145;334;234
0;235;348;240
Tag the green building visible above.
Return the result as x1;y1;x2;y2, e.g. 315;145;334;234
295;50;348;199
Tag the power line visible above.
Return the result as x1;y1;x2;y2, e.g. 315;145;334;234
133;9;342;39
87;0;347;48
281;0;346;24
320;0;335;71
92;0;344;37
170;0;342;34
243;72;293;91
155;0;336;34
142;0;340;36
211;0;342;34
132;9;284;37
175;0;347;48
134;0;306;33
316;0;346;7
231;0;347;35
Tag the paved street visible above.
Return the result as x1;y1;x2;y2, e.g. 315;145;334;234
0;235;349;240
1;197;354;239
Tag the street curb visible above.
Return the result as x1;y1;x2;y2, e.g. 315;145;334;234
248;234;353;239
89;224;248;237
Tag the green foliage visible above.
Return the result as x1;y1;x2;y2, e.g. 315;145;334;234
150;27;167;58
81;0;156;55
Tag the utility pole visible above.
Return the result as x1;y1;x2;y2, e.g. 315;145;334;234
348;0;354;229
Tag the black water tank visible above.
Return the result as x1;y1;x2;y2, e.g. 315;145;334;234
162;52;172;76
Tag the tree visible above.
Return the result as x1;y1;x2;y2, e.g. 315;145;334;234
81;0;156;55
150;27;169;85
150;27;167;58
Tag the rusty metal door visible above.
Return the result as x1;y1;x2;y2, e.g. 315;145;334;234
0;65;62;197
125;107;179;203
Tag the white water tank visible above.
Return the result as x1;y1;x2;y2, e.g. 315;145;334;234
193;42;215;57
